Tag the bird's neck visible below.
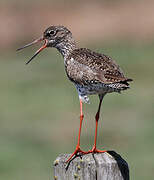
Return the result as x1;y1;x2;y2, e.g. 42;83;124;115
55;36;77;59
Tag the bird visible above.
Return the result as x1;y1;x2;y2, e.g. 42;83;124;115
17;25;133;163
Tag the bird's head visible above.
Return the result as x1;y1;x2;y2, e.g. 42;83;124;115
44;26;72;47
17;25;72;64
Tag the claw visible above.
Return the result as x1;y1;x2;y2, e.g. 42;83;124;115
85;146;107;154
66;147;87;163
66;146;106;164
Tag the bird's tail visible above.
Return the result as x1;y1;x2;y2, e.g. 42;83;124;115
108;78;133;92
120;78;133;86
118;78;133;91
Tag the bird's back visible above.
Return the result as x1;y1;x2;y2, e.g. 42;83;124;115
65;48;132;90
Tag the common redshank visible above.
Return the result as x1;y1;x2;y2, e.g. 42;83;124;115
17;25;133;163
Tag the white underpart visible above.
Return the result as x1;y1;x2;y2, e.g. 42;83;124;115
79;94;90;104
70;57;74;62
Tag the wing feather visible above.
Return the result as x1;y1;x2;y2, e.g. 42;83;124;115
66;48;132;85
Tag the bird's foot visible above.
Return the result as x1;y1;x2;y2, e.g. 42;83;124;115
66;146;88;163
66;146;106;163
86;146;107;154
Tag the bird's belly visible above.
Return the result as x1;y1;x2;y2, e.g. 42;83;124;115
75;83;115;96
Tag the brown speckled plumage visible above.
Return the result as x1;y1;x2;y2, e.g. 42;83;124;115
42;26;133;103
66;48;131;85
18;25;133;103
65;48;132;102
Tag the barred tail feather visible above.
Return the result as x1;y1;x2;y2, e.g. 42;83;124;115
120;78;133;86
108;78;133;92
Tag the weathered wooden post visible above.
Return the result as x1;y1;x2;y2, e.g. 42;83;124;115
53;151;129;180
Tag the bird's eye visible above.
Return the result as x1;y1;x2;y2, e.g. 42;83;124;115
45;30;56;38
49;30;56;35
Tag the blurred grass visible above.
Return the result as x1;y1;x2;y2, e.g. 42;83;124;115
0;42;154;180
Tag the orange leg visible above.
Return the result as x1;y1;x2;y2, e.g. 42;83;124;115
66;100;86;163
87;94;106;154
66;95;106;163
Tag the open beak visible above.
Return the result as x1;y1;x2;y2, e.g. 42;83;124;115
17;36;48;65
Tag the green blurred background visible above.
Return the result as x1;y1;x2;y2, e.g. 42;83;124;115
0;0;154;179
